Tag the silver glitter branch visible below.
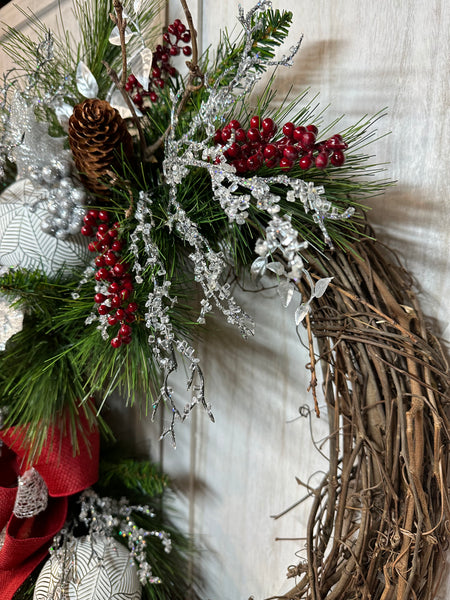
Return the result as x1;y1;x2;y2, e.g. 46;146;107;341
49;489;171;587
130;192;215;445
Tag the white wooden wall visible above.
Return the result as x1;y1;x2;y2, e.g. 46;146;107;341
1;1;449;598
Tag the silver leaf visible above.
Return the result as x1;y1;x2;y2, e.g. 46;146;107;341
295;302;310;326
76;61;99;98
250;256;267;278
133;0;143;13
314;276;333;298
278;280;294;308
129;48;153;90
109;89;143;119
266;261;285;276
53;100;73;130
109;25;134;46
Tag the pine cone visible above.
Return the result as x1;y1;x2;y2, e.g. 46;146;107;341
68;98;133;196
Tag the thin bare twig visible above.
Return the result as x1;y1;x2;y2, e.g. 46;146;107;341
105;1;147;157
145;0;204;159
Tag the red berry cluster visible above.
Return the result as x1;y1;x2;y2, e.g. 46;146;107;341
125;19;192;109
215;116;348;174
80;209;138;349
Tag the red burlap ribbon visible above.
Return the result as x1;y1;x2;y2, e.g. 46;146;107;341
0;415;99;599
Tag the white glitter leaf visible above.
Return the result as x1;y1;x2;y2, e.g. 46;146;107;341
133;0;143;15
76;61;98;98
266;261;285;276
129;48;153;90
278;280;294;308
295;302;310;326
109;89;143;119
250;256;267;278
314;276;333;298
109;25;134;46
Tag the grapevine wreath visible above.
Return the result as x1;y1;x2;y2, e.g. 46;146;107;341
0;1;448;599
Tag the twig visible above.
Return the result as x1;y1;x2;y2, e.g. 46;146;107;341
145;0;204;159
305;312;320;417
105;1;147;157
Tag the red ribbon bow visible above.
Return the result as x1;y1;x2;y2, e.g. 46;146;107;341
0;415;99;599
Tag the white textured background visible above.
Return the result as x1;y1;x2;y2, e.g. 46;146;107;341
1;1;449;598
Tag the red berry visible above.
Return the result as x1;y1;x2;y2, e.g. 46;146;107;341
282;122;295;138
247;154;263;171
221;128;232;142
121;288;131;301
306;124;318;136
225;143;241;158
300;131;316;149
177;23;186;34
283;145;299;161
265;157;278;168
121;335;132;345
97;223;109;234
109;281;121;294
149;92;158;102
133;92;143;104
263;144;278;160
293;126;307;141
163;32;171;43
247;127;261;143
326;134;347;150
111;337;122;349
124;81;133;92
299;155;313;170
169;46;179;56
152;67;161;78
249;115;260;129
214;129;223;144
128;74;137;86
125;313;136;323
88;242;98;252
113;263;125;277
161;53;169;63
261;117;275;134
95;256;105;267
83;214;97;226
98;304;111;315
119;323;132;337
228;119;241;130
330;150;346;166
104;252;117;266
229;129;243;144
182;46;192;56
181;32;191;43
94;293;106;304
107;228;118;239
315;152;329;169
115;309;126;320
110;295;122;308
127;302;138;313
111;240;123;252
279;157;293;171
95;268;110;281
108;315;118;326
81;224;93;237
233;159;248;173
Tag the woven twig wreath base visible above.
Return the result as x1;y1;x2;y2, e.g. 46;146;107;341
283;233;449;600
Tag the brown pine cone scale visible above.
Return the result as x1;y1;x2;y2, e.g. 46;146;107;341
68;98;133;196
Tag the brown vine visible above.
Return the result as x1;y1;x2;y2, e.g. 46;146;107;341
276;233;449;600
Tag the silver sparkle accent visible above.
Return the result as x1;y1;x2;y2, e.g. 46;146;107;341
45;489;171;589
13;467;49;519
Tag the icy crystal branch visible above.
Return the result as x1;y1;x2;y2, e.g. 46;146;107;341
131;192;215;445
